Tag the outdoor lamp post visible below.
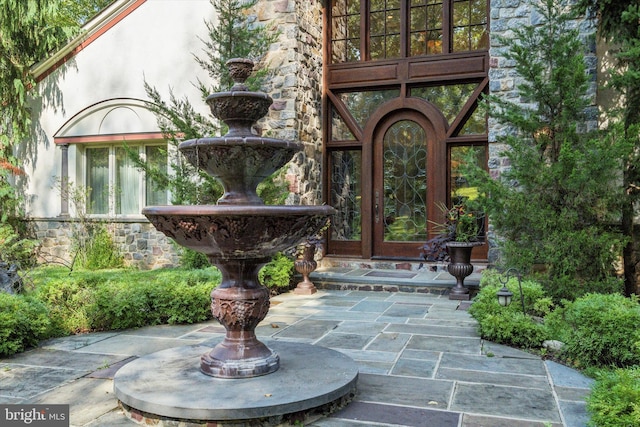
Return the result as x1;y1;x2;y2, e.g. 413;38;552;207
496;267;526;315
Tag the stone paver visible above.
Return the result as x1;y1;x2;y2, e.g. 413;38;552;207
0;289;593;426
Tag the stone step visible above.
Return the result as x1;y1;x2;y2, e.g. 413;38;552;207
307;257;488;295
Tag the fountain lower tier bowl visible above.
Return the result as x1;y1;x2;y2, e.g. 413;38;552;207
178;137;303;205
179;137;302;177
142;205;335;259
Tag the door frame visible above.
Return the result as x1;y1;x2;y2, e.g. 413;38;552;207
361;97;448;260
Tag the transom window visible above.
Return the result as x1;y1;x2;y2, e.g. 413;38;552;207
331;0;488;63
86;144;167;216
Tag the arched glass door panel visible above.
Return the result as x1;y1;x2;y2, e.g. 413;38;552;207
381;120;428;242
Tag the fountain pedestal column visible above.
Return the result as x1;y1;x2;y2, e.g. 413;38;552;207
200;258;279;377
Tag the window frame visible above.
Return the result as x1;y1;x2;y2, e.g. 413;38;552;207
329;0;489;64
82;142;169;218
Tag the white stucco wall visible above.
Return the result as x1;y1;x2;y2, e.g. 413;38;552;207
21;0;215;218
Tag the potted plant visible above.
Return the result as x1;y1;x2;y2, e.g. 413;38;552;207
421;200;484;300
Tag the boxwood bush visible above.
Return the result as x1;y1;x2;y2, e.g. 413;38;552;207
587;367;640;427
468;270;552;348
32;267;219;334
0;293;51;356
259;252;295;293
545;293;640;369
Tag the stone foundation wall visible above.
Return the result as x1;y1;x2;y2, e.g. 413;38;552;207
30;218;179;270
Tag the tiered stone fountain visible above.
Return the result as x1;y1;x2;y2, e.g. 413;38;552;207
113;59;358;425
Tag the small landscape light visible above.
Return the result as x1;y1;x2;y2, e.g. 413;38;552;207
496;267;526;314
496;286;513;307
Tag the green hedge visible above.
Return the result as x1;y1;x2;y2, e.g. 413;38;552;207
0;293;51;356
1;258;298;358
32;267;218;334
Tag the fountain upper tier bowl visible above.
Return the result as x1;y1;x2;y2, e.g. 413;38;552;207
142;204;334;260
206;91;272;131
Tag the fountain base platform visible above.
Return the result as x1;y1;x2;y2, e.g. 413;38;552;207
114;340;358;425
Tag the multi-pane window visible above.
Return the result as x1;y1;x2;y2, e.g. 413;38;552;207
452;0;488;51
331;0;362;62
331;0;488;63
410;0;444;55
370;0;402;60
86;145;168;215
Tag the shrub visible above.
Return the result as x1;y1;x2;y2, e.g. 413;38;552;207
462;0;628;301
77;225;124;270
468;270;551;348
545;293;640;369
541;270;624;303
259;252;294;293
34;275;97;334
0;223;38;268
148;278;212;324
179;247;210;269
0;293;51;356
587;367;640;427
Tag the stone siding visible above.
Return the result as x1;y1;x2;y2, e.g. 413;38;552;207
31;218;179;270
254;0;324;206
488;0;597;176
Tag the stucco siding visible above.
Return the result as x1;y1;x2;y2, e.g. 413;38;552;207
22;0;214;219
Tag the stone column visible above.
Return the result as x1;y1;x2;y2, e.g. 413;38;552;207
59;144;69;218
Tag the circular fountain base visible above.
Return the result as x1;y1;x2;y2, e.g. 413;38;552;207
114;340;358;425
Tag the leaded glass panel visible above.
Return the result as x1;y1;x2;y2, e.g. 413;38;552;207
330;151;362;241
382;121;427;241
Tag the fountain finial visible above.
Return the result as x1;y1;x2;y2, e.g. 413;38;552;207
226;57;254;91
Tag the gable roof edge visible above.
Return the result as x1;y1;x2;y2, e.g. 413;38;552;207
33;0;146;81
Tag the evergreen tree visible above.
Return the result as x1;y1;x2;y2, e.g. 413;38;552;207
0;0;111;222
1;0;75;221
576;0;640;296
133;0;279;205
466;0;627;300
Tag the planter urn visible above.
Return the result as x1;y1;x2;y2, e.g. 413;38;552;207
293;242;318;295
446;241;483;300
